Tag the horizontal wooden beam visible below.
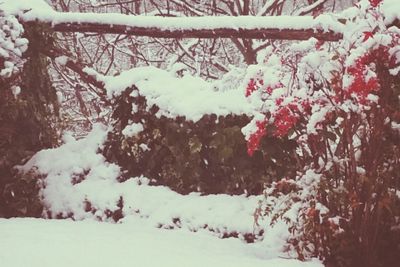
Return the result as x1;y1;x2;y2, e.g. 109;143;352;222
44;22;343;41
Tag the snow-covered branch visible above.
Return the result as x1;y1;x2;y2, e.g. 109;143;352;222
43;46;106;93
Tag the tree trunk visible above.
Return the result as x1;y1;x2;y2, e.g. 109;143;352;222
0;23;59;217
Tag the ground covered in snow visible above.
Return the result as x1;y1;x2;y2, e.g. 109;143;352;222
4;124;322;265
2;126;323;267
0;218;322;267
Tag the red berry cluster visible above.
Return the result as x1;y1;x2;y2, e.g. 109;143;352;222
246;84;314;155
272;100;312;137
247;120;267;156
265;82;284;95
345;46;392;103
247;98;313;156
245;78;264;97
369;0;382;8
273;105;299;137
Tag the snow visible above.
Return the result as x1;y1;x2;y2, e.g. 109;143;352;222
20;125;263;234
1;1;398;266
1;0;343;33
10;85;20;97
46;14;342;32
17;124;323;263
122;123;143;137
294;0;327;15
382;0;400;25
0;218;322;267
1;0;399;36
14;124;325;266
392;121;400;132
307;105;331;135
54;55;69;66
86;66;257;122
0;11;27;79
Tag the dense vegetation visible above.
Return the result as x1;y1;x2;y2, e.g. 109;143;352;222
0;1;399;267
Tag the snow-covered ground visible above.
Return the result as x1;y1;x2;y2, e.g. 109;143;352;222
0;218;322;267
5;125;322;266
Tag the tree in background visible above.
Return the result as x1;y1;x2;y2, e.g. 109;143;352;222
46;0;354;135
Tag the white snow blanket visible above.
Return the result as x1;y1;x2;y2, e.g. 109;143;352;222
0;218;323;267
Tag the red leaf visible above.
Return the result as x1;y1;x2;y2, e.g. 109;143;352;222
369;0;382;8
363;31;374;42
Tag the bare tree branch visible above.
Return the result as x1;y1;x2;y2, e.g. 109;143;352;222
43;46;107;92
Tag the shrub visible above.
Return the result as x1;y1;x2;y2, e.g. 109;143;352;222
249;1;400;266
1;168;44;217
103;88;298;195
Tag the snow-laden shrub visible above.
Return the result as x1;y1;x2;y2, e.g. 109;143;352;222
20;125;274;243
103;86;298;195
248;1;400;266
44;54;298;197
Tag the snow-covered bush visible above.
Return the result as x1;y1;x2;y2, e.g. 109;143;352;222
103;84;298;195
248;1;400;266
20;125;272;243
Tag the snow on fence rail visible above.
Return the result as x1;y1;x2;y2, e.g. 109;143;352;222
2;0;400;42
3;0;345;41
39;14;343;41
49;21;343;41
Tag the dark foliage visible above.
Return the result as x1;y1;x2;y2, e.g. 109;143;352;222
103;86;298;195
0;23;59;217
